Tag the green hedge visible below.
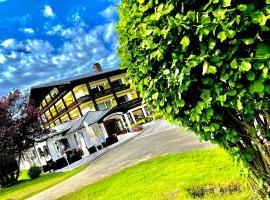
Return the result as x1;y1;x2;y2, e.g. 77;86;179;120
117;0;270;196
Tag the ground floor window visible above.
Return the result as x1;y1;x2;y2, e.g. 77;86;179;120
97;101;112;110
59;138;70;151
127;113;134;123
118;95;129;104
133;108;145;121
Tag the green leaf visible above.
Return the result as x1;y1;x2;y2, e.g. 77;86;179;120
238;4;247;11
207;65;217;74
163;69;170;75
176;99;185;107
137;0;145;4
200;90;211;100
256;43;270;59
246;71;255;81
180;36;190;48
208;38;216;50
227;30;236;38
227;89;237;96
267;0;270;4
240;61;252;72
202;61;208;75
152;92;159;100
237;99;243;110
230;59;238;69
217;31;227;42
223;0;231;7
262;67;268;78
242;38;255;45
249;79;264;94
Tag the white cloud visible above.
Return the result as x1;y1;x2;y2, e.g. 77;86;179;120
0;22;120;96
2;39;15;48
46;24;62;35
43;5;55;18
21;28;34;34
100;5;117;20
0;0;7;3
0;54;6;64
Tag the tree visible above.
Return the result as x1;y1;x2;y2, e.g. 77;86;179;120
117;0;270;197
0;90;47;186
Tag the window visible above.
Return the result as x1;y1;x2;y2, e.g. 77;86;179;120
80;101;95;115
63;91;75;107
50;87;59;99
45;110;52;120
118;95;129;104
69;107;80;119
111;79;123;88
60;114;70;123
55;119;61;126
41;99;47;108
50;106;57;117
91;85;105;93
97;101;112;110
59;138;70;151
127;113;134;123
43;146;49;156
45;94;51;104
55;99;66;113
73;84;89;99
133;109;145;121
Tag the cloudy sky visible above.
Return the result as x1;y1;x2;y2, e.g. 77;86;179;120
0;0;120;96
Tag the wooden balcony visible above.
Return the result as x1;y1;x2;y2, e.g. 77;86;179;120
118;98;142;111
113;84;130;93
92;88;112;99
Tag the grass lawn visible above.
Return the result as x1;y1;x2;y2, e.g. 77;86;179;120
61;148;254;200
0;164;88;200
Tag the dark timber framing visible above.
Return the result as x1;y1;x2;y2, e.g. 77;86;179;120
29;68;141;127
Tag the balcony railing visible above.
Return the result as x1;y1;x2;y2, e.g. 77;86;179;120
118;98;142;110
92;88;112;99
113;84;130;93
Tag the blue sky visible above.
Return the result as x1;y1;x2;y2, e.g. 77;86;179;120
0;0;120;95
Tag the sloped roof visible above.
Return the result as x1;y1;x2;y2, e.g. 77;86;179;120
67;108;115;134
30;68;126;103
31;68;121;89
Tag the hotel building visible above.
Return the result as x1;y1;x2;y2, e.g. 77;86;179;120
20;64;150;170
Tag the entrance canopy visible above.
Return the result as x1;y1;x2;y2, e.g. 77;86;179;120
67;107;116;134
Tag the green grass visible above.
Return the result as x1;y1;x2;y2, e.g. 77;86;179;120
0;164;88;200
18;170;30;181
61;148;254;200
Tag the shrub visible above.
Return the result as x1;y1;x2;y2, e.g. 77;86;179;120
152;113;163;120
28;166;41;179
117;0;270;197
137;119;146;125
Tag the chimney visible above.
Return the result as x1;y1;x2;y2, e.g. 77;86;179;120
93;63;102;73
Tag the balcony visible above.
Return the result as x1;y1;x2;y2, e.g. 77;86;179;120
113;84;130;93
92;88;112;99
118;98;142;111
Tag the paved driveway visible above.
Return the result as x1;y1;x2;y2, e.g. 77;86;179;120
28;120;213;200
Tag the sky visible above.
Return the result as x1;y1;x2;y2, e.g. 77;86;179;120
0;0;120;96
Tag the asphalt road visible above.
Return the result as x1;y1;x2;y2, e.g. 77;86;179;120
27;120;213;200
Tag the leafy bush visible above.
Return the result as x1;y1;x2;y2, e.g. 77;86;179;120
152;113;163;120
137;119;146;125
117;0;270;197
28;166;41;179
